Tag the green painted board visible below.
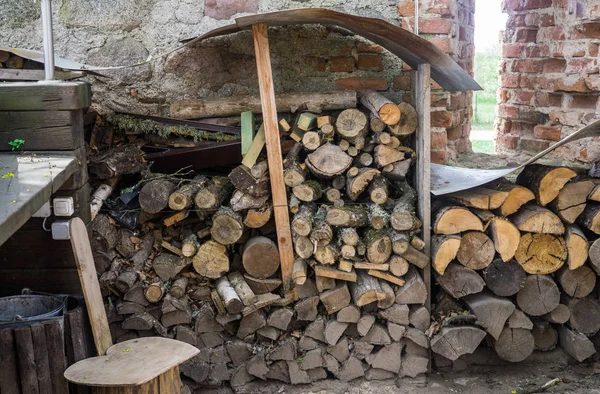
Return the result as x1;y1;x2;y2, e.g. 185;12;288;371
241;111;255;155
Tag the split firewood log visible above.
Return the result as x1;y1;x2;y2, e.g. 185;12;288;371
588;238;600;275
463;293;515;340
364;229;392;265
494;327;534;362
390;181;421;231
195;176;234;210
387;102;417;136
88;144;146;179
310;217;334;246
170;277;188;298
368;176;389;205
215;276;244;314
305;143;353;178
549;178;595;223
557;265;596;298
369;112;386;133
139;179;176;214
514;233;567;274
509;204;565;234
169;175;208;210
430;326;486;361
516;164;577;206
228;164;270;197
447;187;508;210
211;207;244;245
192;240;229;279
242;236;280;279
346;168;380;201
152;253;188;281
456;231;494;270
230;190;269;211
557;326;595;362
436;263;485;299
541;303;570;324
326;206;368;227
566;296;600;336
374;145;404;168
516;275;560;316
576;203;600;234
293;181;323;202
292;205;316;237
564;225;588;269
485;216;520;262
394;266;427;305
390;232;429;269
144;281;165;303
244;205;272;229
349;270;381;307
360;91;401;125
431;235;461;275
532;321;558;351
335;109;368;143
482;259;526;297
432;201;483;234
382;160;412;181
493;181;535;216
181;234;200;257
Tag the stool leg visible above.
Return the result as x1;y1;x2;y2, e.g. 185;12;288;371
90;366;180;394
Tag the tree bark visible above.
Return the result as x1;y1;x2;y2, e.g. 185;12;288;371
576;203;600;234
139;179;176;214
195;176;234;210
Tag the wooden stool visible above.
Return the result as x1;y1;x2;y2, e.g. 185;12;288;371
64;218;199;393
64;337;197;393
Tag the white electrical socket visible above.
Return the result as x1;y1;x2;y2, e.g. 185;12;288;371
51;221;71;240
33;201;52;218
53;196;74;216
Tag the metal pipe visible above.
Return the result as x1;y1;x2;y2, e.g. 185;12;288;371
414;0;419;35
40;0;55;81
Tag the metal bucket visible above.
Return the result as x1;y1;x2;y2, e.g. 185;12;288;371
0;291;67;326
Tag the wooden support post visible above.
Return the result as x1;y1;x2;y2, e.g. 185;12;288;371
412;63;431;312
252;23;295;292
241;111;255;155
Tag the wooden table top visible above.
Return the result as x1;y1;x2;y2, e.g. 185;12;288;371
0;152;78;246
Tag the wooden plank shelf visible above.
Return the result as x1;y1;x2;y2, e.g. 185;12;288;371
0;152;79;246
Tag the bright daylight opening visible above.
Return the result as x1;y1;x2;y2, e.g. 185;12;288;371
471;0;508;154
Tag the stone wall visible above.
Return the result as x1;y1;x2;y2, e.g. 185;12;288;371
0;0;475;164
497;0;600;162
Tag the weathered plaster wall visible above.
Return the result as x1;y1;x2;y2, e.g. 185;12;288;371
0;0;475;164
497;0;600;163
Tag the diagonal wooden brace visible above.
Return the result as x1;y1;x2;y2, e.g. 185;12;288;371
251;23;295;292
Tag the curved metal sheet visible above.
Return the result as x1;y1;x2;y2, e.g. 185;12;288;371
182;9;481;92
432;118;600;195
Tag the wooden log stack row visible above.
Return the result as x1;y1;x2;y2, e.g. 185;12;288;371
429;164;600;365
91;91;431;389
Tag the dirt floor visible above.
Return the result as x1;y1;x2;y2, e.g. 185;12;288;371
191;360;600;394
222;362;600;394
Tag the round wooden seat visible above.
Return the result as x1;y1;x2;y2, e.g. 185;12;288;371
64;337;199;390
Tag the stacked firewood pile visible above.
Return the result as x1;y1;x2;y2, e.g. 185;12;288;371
429;164;600;365
90;91;431;388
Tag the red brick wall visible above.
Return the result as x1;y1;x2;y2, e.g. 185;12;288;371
397;0;476;163
497;0;600;162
